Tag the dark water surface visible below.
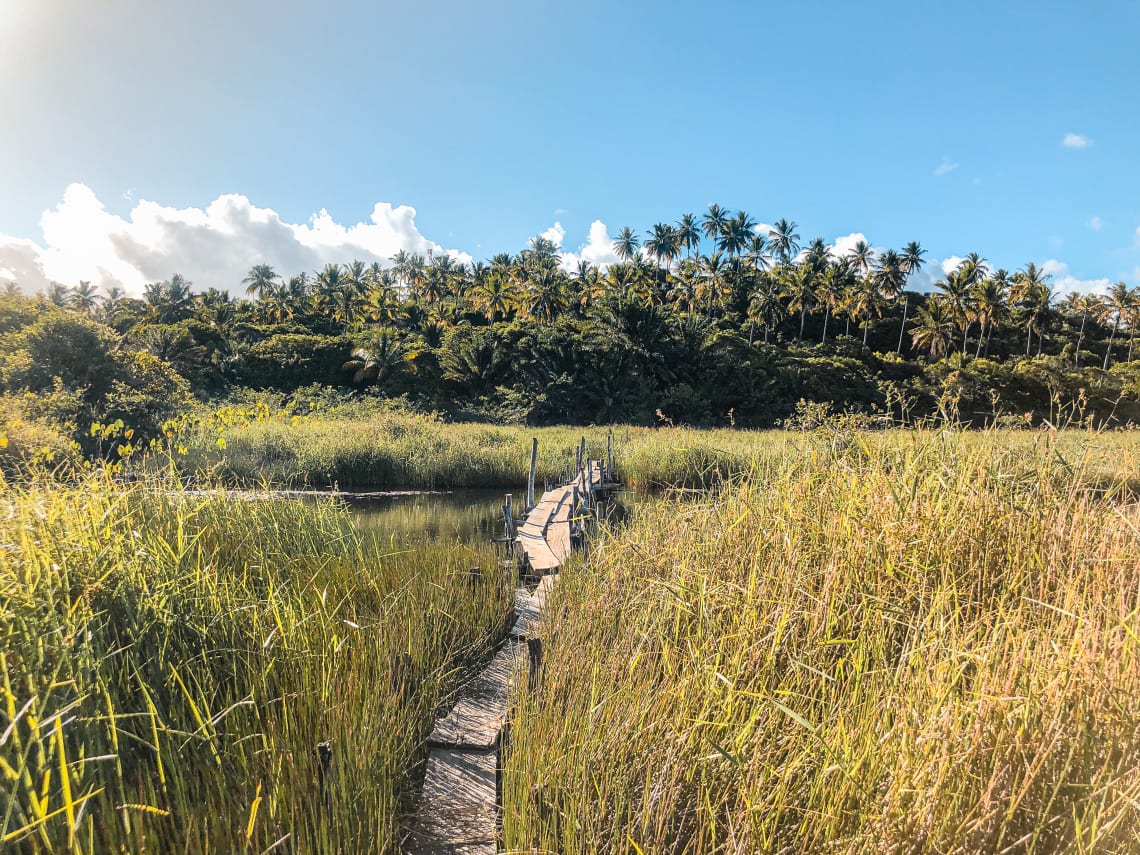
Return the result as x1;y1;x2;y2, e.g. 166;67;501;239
344;488;513;545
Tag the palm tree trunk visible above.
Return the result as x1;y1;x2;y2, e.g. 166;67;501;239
975;322;985;357
896;297;909;354
1128;328;1136;361
985;323;994;357
862;320;870;347
763;322;770;344
821;307;830;343
1026;325;1033;356
1075;313;1086;366
799;305;807;341
1103;318;1119;369
748;322;755;347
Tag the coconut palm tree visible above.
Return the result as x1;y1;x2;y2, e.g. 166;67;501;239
701;204;730;251
746;272;785;344
971;275;1011;357
1099;281;1139;368
675;213;701;258
469;268;522;323
719;210;756;258
1013;263;1054;356
1062;291;1103;366
910;297;956;358
697;252;731;317
847;239;875;278
69;280;101;313
936;265;976;354
241;264;280;300
768;218;801;266
644;223;680;284
612;227;641;263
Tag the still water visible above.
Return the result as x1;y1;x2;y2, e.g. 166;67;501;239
343;488;513;545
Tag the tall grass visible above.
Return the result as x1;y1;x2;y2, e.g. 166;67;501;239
172;406;618;489
503;431;1140;853
0;473;508;853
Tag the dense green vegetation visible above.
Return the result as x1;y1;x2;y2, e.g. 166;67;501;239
3;208;1140;476
504;430;1140;853
0;473;508;852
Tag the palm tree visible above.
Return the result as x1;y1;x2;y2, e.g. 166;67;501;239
69;280;101;313
612;227;641;263
781;263;815;341
971;275;1011;357
1012;263;1053;356
45;282;71;306
768;218;801;266
746;272;785;345
644;223;681;280
910;297;956;358
719;210;756;257
525;268;568;322
242;264;280;300
901;241;927;279
697;252;731;316
342;330;416;386
895;242;926;354
701;204;730;252
469;268;522;323
815;260;851;343
847;239;875;278
1099;281;1139;368
1062;291;1103;366
675;213;701;259
936;265;975;354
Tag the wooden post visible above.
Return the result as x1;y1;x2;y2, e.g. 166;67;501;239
527;437;538;510
607;431;614;480
582;463;591;509
527;637;543;692
577;437;585;474
316;740;333;813
502;494;514;556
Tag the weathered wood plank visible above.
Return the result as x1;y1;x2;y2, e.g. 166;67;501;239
428;643;524;749
406;749;497;853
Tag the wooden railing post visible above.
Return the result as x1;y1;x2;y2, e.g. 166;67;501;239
527;437;538;510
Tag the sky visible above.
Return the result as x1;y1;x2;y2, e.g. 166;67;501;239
1;0;1139;295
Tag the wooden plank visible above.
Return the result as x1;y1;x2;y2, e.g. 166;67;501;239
406;749;497;853
428;643;524;749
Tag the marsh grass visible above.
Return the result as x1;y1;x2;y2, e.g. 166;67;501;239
0;473;508;853
504;430;1140;853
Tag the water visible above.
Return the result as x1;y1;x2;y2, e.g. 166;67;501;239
344;488;514;545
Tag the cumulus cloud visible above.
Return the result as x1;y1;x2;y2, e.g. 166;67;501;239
1062;132;1093;149
558;220;620;270
1041;258;1111;294
933;160;959;176
1090;215;1103;231
0;183;469;295
538;222;566;248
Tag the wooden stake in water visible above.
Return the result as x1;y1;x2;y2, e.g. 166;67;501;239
527;437;537;510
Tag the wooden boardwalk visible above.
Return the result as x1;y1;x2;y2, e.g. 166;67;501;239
405;451;611;854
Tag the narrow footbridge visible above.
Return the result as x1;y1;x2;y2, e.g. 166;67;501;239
405;440;614;853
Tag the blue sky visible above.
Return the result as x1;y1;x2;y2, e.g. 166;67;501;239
1;0;1138;293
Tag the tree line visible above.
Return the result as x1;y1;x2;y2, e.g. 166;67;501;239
4;203;1140;439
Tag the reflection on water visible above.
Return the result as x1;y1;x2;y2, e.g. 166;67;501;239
339;486;657;546
345;488;515;545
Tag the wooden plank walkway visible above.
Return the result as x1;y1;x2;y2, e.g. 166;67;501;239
406;452;611;853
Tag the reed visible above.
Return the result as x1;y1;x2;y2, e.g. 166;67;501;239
0;471;508;853
503;429;1140;853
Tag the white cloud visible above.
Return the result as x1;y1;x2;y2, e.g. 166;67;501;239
559;220;620;271
829;232;872;260
538;222;566;248
1041;258;1111;294
1089;215;1103;231
1134;226;1140;247
1062;132;1093;149
0;183;469;295
933;160;959;176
